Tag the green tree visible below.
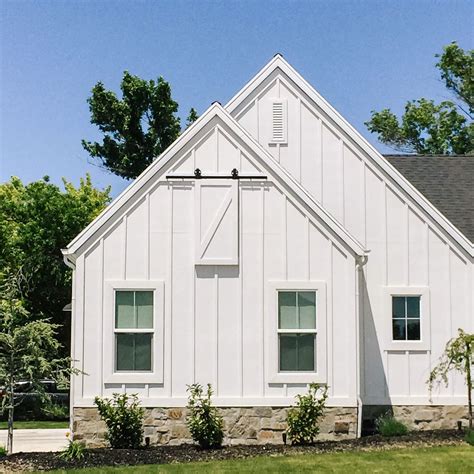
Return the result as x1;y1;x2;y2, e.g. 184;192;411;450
366;42;474;154
82;72;186;180
0;175;111;352
0;271;79;453
186;107;199;128
436;43;473;117
428;329;473;430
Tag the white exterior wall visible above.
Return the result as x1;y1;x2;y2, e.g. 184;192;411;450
71;119;358;408
230;68;473;406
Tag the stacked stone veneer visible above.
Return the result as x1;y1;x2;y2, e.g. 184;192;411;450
364;405;469;431
73;406;357;448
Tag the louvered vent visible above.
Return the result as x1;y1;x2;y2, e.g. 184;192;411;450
271;99;287;143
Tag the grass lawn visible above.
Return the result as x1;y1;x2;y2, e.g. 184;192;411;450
50;445;473;473
0;420;68;430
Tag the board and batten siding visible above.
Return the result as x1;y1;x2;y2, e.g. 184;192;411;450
231;70;473;406
72;123;358;408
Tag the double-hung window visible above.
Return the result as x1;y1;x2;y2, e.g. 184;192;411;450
115;291;153;372
268;281;327;384
104;280;164;383
278;291;316;372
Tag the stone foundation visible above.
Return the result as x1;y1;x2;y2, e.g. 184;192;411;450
363;405;469;433
73;406;357;448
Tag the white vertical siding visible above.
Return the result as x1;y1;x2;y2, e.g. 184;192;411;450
72;69;472;410
241;185;265;397
73;121;357;407
232;70;472;406
171;185;194;397
82;243;103;399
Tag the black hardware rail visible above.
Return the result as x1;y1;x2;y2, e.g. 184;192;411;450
166;168;267;180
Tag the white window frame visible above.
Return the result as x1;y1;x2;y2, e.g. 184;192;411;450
266;281;327;384
383;286;430;351
104;280;164;383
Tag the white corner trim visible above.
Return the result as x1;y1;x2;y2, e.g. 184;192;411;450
266;280;327;384
103;280;165;384
382;286;430;351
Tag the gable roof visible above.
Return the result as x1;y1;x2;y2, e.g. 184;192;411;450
63;103;368;261
385;155;474;242
225;55;474;256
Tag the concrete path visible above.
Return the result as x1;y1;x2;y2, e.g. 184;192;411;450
0;429;68;453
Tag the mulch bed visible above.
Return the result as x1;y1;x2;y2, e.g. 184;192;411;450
0;430;468;472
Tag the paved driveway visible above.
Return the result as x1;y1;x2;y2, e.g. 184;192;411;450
0;429;68;453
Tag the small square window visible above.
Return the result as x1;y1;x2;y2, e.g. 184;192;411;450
391;296;421;341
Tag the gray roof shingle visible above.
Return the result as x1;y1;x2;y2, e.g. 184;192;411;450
384;155;474;242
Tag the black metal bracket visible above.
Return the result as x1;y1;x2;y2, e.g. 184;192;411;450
166;168;267;180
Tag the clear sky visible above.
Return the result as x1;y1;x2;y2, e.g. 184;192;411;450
1;0;473;196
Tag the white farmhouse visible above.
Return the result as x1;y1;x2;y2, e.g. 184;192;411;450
63;55;473;445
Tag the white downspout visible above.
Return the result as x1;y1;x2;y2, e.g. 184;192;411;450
355;254;368;438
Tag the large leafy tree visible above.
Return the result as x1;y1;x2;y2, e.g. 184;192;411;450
0;175;111;352
366;43;473;154
83;72;195;180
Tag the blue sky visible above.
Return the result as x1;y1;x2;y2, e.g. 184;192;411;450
1;0;472;196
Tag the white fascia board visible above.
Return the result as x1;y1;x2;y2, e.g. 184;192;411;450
64;103;367;259
225;56;474;258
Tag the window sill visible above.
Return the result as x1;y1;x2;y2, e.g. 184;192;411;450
269;372;326;384
384;340;430;352
104;372;163;384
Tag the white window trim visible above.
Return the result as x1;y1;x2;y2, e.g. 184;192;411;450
104;280;165;383
383;286;430;351
266;281;327;384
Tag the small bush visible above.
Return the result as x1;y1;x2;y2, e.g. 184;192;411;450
375;413;408;437
286;383;328;445
0;444;6;457
186;383;223;449
94;393;144;449
42;402;69;421
465;429;474;446
59;439;85;461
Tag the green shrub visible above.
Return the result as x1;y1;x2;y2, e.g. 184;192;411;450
94;393;144;449
42;401;69;421
186;383;223;449
286;383;328;445
375;413;408;437
59;439;85;461
465;429;474;446
0;444;6;457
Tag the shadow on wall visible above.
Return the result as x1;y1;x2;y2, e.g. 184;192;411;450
359;270;391;435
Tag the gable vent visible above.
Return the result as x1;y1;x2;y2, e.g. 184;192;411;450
270;99;287;143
